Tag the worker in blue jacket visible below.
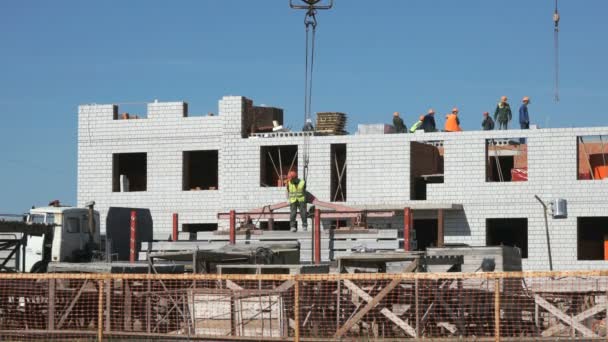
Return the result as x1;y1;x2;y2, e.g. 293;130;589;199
519;96;530;129
421;109;437;132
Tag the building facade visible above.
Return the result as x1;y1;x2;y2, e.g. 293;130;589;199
78;96;608;270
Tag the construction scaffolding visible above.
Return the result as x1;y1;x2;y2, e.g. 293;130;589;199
1;270;608;341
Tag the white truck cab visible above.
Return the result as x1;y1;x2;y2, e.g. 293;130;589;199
25;206;100;272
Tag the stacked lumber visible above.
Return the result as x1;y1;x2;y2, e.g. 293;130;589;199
315;112;348;135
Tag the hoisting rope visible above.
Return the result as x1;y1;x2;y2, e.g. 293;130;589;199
291;0;333;184
304;10;317;130
302;9;317;183
553;0;560;102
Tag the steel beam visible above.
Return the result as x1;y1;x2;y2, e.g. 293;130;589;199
129;210;137;263
229;210;236;244
313;208;321;264
218;211;394;220
404;208;412;252
172;213;178;241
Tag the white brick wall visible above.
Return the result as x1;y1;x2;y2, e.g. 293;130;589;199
78;96;608;271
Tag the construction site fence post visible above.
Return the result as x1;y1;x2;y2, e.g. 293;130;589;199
229;210;236;244
314;208;321;264
294;277;301;342
495;279;501;342
172;213;178;241
129;210;137;263
98;279;104;341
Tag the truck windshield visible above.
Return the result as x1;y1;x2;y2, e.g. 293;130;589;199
29;214;45;224
28;213;55;224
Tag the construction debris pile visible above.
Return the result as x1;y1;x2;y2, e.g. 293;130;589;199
316;112;348;135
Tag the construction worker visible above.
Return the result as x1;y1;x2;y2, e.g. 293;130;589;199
482;112;495;130
444;107;462;132
519;96;530;129
286;171;307;232
494;96;512;130
410;115;424;133
422;109;437;132
303;118;314;131
392;112;407;133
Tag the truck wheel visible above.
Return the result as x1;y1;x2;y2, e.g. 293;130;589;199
30;261;48;273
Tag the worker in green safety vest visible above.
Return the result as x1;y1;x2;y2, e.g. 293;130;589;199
410;115;424;133
286;170;307;232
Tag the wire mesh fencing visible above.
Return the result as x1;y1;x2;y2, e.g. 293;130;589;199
0;271;607;341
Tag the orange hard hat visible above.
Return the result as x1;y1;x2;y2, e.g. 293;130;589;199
288;170;297;179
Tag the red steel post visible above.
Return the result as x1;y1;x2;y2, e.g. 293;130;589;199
404;208;412;252
130;210;137;263
314;208;321;264
437;209;444;248
172;213;178;241
229;210;236;245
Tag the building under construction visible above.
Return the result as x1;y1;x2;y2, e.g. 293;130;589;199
77;95;608;270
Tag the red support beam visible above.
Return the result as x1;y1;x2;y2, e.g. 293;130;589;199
404;208;412;252
229;210;236;245
172;213;178;241
129;210;137;263
217;211;395;220
314;208;321;264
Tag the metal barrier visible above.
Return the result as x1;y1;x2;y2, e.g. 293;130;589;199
1;271;608;341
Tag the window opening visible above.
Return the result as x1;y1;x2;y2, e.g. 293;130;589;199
330;144;347;202
112;153;147;192
410;141;444;200
486;139;528;182
486;218;528;258
260;145;298;187
577;217;608;260
183;150;219;190
577;135;608;180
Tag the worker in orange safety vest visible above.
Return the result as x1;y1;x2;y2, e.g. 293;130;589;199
445;107;463;132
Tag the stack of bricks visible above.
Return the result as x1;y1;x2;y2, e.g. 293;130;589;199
316;112;348;135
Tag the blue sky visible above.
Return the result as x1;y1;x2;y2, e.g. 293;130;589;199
0;1;606;213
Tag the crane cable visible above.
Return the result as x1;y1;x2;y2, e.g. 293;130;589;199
291;0;333;183
302;9;317;183
553;0;560;102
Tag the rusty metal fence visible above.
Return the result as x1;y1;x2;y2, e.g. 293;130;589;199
1;271;608;341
